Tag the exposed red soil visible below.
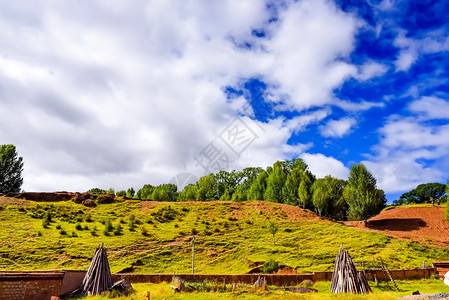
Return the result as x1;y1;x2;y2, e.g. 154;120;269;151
345;206;449;248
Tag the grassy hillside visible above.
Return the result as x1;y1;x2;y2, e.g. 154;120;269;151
0;197;448;274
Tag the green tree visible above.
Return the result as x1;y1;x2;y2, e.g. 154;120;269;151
87;188;107;194
249;170;268;200
151;184;178;202
215;170;243;200
0;144;24;193
196;174;217;201
106;188;115;195
267;220;278;245
178;184;197;201
311;175;347;219
264;161;288;203
231;185;247;201
282;160;310;206
126;187;135;198
394;182;446;205
135;184;154;199
298;170;313;209
343;163;386;220
116;190;126;197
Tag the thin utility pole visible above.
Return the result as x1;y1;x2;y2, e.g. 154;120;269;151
191;236;195;274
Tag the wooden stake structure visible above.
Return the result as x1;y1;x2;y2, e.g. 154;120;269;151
330;245;372;294
79;244;113;296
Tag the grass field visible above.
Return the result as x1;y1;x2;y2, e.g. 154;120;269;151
68;279;449;299
1;197;448;274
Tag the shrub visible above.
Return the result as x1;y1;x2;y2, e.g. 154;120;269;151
42;218;50;229
59;229;67;236
262;258;279;274
191;227;198;235
56;224;62;230
71;231;78;237
75;223;82;231
84;213;93;222
129;220;136;232
103;228;110;236
114;224;123;236
141;227;148;236
83;225;89;230
151;206;180;223
90;225;97;236
105;218;113;232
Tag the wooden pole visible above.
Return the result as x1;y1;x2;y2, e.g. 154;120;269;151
191;236;195;274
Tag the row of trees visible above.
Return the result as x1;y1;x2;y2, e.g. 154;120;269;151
393;182;447;205
0;143;386;221
116;159;385;221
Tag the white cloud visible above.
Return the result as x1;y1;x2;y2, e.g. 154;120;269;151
0;0;367;192
319;117;356;138
334;99;385;111
301;153;349;179
408;96;449;120
394;30;449;71
355;61;389;81
262;0;360;110
363;114;449;193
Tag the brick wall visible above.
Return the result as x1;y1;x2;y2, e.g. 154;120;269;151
0;272;63;300
0;267;438;300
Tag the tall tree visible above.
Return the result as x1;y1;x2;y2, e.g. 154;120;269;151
126;187;135;198
311;175;347;219
215;170;243;200
343;163;386;220
0;144;24;193
249;170;268;200
239;167;264;199
196;174;217;201
282;167;301;206
135;184;154;199
151;184;178;202
298;170;313;209
178;184;197;201
264;161;288;203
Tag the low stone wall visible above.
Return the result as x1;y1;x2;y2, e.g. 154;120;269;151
0;268;438;300
0;271;64;300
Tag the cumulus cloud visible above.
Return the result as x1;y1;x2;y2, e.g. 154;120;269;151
262;0;360;110
364;112;449;193
319;117;356;138
301;153;349;179
0;0;377;192
408;96;449;120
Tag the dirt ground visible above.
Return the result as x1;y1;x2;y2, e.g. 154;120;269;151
345;206;449;248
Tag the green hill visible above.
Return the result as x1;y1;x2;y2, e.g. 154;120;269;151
0;196;448;274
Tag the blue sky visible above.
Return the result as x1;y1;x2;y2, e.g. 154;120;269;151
0;0;448;202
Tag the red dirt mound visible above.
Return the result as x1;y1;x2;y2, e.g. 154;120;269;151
345;206;449;248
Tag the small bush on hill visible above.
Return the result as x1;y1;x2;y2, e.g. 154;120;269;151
151;205;182;223
141;227;148;236
114;224;123;236
262;258;279;274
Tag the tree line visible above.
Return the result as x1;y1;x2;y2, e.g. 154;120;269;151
0;144;387;221
108;159;386;221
